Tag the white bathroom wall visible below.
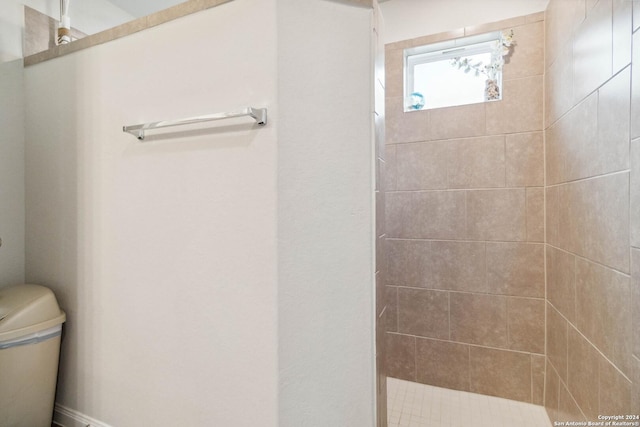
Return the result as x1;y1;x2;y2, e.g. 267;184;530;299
276;0;375;425
379;0;548;43
24;0;279;425
0;59;25;286
24;0;378;425
0;0;133;62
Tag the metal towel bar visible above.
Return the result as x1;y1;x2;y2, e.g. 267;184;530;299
123;107;267;140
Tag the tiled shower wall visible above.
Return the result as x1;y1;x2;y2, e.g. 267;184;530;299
544;0;640;421
383;13;546;404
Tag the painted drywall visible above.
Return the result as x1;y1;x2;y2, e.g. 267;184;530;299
0;59;25;286
24;0;377;425
0;0;133;62
108;0;184;18
24;0;279;425
276;0;375;425
379;0;548;43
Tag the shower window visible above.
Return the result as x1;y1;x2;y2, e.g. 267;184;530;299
404;31;505;111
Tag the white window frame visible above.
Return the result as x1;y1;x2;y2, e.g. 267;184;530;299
404;31;503;112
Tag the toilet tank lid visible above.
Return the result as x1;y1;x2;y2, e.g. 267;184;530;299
0;284;66;340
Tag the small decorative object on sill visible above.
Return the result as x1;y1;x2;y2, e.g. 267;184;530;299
407;92;425;110
485;79;500;100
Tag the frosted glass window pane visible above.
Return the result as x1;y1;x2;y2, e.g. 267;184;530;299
412;52;492;110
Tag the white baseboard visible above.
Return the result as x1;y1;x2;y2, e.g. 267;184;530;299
53;403;113;427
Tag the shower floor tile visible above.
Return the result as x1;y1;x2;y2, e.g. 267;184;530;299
387;377;553;427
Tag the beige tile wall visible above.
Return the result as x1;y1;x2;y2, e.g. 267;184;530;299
544;0;638;422
383;13;545;404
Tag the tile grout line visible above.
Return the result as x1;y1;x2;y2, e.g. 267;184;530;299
546;242;631;277
389;285;546;301
547;299;633;383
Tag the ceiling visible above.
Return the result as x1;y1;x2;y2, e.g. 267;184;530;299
109;0;394;18
106;0;187;18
